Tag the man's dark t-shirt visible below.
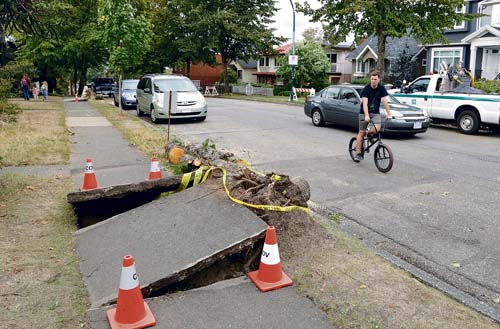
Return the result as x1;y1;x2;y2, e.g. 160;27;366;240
359;84;388;114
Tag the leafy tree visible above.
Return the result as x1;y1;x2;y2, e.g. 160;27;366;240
0;0;48;65
298;0;476;76
151;0;216;78
98;0;152;107
276;41;329;90
196;0;284;93
302;27;323;42
391;44;418;82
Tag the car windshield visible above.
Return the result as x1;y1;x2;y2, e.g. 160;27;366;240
96;78;113;84
122;80;139;89
154;79;197;92
353;87;401;104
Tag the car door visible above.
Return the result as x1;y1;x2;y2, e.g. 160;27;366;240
322;86;341;122
137;78;145;110
403;77;431;111
338;87;361;127
143;78;153;114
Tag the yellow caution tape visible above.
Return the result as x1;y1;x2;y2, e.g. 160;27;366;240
238;159;282;182
200;166;309;214
168;165;309;214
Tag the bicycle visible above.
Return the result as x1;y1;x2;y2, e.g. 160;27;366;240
348;120;394;173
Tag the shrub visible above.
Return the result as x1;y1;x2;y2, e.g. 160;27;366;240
473;79;500;94
351;77;370;85
0;102;20;124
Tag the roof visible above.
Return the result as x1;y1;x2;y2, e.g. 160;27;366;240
252;72;276;76
346;34;421;60
276;43;293;54
237;59;257;69
462;25;500;43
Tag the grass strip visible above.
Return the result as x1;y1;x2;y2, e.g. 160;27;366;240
0;173;88;328
0;103;69;166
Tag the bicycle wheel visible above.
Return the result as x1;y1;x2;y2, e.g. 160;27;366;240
374;143;394;173
348;137;363;162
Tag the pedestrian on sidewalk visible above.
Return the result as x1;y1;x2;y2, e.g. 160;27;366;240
20;74;31;101
32;82;39;101
41;81;49;101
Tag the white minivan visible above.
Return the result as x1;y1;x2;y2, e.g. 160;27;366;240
136;74;208;123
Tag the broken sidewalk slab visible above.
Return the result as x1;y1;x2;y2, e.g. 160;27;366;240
75;183;268;308
88;277;332;329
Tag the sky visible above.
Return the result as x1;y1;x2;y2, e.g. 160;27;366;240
270;0;322;42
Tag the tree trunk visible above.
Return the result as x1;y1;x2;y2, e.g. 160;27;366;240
0;25;6;66
186;58;191;78
376;26;386;79
79;55;87;96
222;56;229;93
73;65;78;96
118;72;122;110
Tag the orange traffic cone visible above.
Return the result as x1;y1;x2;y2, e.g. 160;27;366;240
107;255;156;329
80;158;99;191
148;154;162;180
248;226;293;292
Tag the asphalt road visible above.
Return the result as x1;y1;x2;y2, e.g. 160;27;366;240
125;97;500;320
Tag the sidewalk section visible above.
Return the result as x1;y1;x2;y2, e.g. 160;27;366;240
65;99;151;189
88;277;331;329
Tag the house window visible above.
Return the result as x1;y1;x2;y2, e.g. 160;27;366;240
259;57;270;67
454;5;466;29
479;2;500;28
275;55;283;66
327;53;337;63
422;59;427;67
431;48;462;73
237;70;242;79
356;59;368;74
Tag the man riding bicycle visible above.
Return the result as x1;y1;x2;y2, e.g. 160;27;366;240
354;70;392;162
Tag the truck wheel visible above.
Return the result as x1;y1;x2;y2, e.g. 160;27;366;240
457;110;479;134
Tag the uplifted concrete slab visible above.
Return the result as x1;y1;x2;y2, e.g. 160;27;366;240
88;277;331;329
75;183;268;308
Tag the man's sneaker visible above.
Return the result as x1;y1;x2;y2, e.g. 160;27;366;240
354;153;364;162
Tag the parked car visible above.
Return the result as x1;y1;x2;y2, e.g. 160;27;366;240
91;77;115;97
113;79;139;109
304;85;430;135
136;74;207;123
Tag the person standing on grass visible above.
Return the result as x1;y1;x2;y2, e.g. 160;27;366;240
41;81;49;101
354;70;392;162
20;74;31;101
32;82;39;101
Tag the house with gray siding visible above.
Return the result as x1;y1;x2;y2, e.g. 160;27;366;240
345;35;426;82
425;0;500;80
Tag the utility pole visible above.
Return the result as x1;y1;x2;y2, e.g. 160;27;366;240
289;0;296;102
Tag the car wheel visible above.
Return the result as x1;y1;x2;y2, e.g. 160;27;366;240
136;105;144;117
457;110;479;135
150;107;158;124
311;108;325;127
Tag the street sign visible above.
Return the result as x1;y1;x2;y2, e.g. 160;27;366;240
289;55;298;65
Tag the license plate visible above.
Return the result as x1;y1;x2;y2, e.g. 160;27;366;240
413;121;422;129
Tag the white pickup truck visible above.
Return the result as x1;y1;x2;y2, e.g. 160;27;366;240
388;75;500;134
